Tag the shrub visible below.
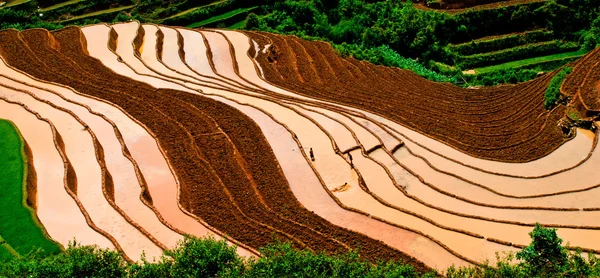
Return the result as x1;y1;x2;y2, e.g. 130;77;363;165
544;67;573;109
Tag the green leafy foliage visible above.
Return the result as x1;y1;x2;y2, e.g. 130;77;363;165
465;68;540;86
245;242;424;278
0;236;431;277
447;224;600;278
335;43;456;83
0;242;127;277
2;226;600;277
0;8;63;30
544;66;572;109
244;0;599;85
581;15;600;51
516;223;568;276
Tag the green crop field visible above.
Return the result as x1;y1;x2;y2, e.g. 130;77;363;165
60;5;135;23
187;6;257;28
475;50;587;74
0;120;61;257
165;0;225;20
4;0;29;8
40;0;83;12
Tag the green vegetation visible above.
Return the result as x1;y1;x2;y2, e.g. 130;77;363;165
458;40;580;69
335;43;456;83
164;0;226;20
2;225;600;277
60;5;135;24
39;0;83;12
464;68;540;86
0;236;434;277
244;0;599;85
447;224;600;277
4;0;30;8
544;66;573;109
448;29;555;56
187;6;257;28
229;19;246;29
0;120;61;259
476;50;586;74
0;235;18;261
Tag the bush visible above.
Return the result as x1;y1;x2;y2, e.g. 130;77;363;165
3;227;600;277
335;43;456;83
448;224;600;278
544;66;572;109
465;68;540;86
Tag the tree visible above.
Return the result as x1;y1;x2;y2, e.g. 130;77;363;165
244;13;261;30
516;223;568;276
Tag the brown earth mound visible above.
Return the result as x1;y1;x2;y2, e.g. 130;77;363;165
248;31;573;163
0;28;431;272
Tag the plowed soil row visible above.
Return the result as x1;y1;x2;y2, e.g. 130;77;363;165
0;28;431;272
247;31;570;162
0;29;272;254
561;47;600;113
129;26;436;268
110;23;416;260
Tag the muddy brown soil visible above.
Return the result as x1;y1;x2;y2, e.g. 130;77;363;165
248;31;570;163
0;28;432;273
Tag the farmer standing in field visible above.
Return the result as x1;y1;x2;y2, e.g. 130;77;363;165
309;148;315;161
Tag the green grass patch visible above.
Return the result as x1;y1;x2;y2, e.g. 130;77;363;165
458;40;581;69
0;234;18;261
545;67;573;109
187;6;257;28
40;0;83;12
475;50;587;74
228;19;246;29
449;29;554;55
165;0;225;20
0;120;61;257
4;0;29;8
60;5;134;23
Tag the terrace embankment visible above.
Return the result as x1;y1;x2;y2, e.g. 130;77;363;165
0;26;433;271
248;31;570;163
94;23;435;269
561;47;600;116
218;28;600;257
0;82;163;261
176;27;517;264
0;71;183;251
155;26;463;269
0;99;115;251
0;27;266;256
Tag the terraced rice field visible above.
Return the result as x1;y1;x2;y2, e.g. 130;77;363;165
0;22;599;272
